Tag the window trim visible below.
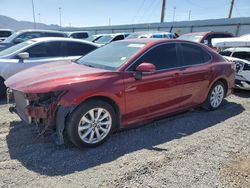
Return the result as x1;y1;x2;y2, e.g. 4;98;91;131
125;41;212;73
178;42;212;68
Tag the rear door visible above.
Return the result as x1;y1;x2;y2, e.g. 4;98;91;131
178;43;213;107
123;43;183;125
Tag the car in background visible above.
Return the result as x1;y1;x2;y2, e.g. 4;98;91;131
178;31;233;48
5;39;234;148
0;37;98;99
0;29;14;41
94;33;129;45
0;29;67;51
67;31;89;39
212;36;250;90
85;34;107;43
127;31;176;39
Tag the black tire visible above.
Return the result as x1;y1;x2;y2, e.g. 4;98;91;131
204;81;226;111
0;78;6;100
66;100;117;148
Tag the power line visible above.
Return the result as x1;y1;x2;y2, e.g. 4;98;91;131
132;0;146;23
234;3;241;17
138;0;157;23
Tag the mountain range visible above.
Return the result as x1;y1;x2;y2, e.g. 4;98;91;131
0;15;62;30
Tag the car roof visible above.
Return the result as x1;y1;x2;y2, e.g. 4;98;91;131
17;29;65;34
223;47;250;52
131;31;173;34
29;37;99;46
67;31;89;34
0;29;13;32
182;31;232;36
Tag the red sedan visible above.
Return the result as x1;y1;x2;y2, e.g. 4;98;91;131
5;39;235;148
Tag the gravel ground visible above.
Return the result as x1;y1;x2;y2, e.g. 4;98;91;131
0;90;249;188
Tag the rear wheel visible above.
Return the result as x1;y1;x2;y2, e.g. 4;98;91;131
0;78;6;99
204;81;226;110
66;100;117;148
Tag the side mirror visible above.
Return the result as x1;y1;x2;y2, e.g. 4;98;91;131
14;38;24;44
135;62;156;80
136;62;156;73
203;40;209;45
17;52;29;60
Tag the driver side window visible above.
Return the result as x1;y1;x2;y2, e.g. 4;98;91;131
129;43;179;71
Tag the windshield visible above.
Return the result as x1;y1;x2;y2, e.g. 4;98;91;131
178;34;203;42
95;35;114;44
0;40;34;57
3;32;19;43
76;41;146;70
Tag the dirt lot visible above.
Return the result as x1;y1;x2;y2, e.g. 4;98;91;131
0;90;249;188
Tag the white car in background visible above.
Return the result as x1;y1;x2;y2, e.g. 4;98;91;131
0;37;98;98
126;31;176;39
212;36;250;90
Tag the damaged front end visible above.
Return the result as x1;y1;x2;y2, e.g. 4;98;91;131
7;89;73;145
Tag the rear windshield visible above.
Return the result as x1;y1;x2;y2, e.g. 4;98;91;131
95;35;114;44
76;41;146;70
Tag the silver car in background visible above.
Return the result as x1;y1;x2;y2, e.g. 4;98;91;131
0;29;68;51
0;37;98;98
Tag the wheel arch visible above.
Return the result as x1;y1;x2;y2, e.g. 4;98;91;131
208;77;229;97
70;95;121;129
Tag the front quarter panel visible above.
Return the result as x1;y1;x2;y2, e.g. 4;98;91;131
58;72;126;115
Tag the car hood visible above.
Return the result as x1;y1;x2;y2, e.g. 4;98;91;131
5;60;111;93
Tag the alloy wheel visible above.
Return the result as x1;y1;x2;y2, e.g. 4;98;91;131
78;108;112;144
210;84;224;108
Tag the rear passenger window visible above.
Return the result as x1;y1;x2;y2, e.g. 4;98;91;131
131;43;179;71
66;42;97;56
181;43;211;66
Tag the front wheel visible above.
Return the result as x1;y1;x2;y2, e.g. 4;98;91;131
66;100;117;148
204;81;226;110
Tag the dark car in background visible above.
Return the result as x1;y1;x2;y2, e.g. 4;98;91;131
0;29;14;41
0;29;67;51
6;39;235;148
67;31;89;39
178;31;233;48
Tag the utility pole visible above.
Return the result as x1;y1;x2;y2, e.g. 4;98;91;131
31;0;36;29
173;6;176;22
38;13;41;23
109;17;111;26
228;0;235;18
59;7;62;28
160;0;166;23
188;10;191;21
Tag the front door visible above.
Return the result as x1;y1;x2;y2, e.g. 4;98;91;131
123;43;183;125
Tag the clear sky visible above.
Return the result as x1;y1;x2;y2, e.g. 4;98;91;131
0;0;249;27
